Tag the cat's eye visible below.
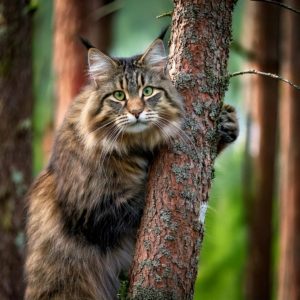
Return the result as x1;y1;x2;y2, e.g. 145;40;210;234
142;86;153;97
113;91;125;101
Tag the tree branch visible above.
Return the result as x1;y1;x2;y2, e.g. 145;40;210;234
229;69;300;90
90;0;123;21
156;10;173;19
251;0;300;14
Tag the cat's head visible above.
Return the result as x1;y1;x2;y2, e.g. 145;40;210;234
78;39;183;152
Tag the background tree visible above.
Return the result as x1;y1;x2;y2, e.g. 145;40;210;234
0;1;33;299
53;0;114;128
129;1;236;298
242;2;280;299
45;0;114;161
53;0;88;128
278;1;300;299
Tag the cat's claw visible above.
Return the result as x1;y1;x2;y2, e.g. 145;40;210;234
217;104;239;152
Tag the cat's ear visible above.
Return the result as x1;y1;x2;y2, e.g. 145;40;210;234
138;39;167;71
88;48;117;82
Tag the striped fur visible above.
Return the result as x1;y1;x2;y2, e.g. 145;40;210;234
25;40;184;300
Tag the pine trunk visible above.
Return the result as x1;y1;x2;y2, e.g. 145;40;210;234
278;1;300;299
53;0;114;128
0;1;33;299
50;0;113;162
53;0;89;128
129;1;235;299
244;2;280;299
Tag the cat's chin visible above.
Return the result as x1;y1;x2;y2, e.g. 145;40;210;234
124;122;149;133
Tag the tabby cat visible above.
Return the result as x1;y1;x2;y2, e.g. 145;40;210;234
25;39;238;300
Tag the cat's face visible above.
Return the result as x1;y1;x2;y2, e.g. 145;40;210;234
80;40;183;151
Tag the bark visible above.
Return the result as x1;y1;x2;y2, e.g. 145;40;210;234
0;1;33;299
243;2;280;299
53;0;113;128
129;1;235;299
278;1;300;299
53;0;87;128
48;0;114;165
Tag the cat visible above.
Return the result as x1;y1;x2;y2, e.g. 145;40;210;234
25;39;239;300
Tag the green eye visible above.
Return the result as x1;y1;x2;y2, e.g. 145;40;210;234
113;91;125;101
143;86;153;97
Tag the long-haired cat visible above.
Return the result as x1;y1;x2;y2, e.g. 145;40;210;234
25;39;238;300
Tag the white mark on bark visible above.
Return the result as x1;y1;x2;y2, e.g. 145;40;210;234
199;202;208;225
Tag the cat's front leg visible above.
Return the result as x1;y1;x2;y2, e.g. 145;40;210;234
217;104;239;153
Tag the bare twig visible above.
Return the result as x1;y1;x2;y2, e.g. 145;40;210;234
156;10;173;19
229;69;300;90
251;0;300;14
91;0;123;21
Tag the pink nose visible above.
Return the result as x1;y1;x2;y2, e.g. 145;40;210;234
131;109;143;119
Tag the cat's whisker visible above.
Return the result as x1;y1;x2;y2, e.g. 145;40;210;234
89;119;116;134
152;120;173;143
146;110;158;114
98;126;121;170
154;118;205;199
145;114;158;119
111;127;124;152
98;126;124;180
116;120;131;127
157;116;204;168
115;115;128;123
103;127;124;166
158;116;199;153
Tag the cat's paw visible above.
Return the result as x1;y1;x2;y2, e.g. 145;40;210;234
217;104;239;153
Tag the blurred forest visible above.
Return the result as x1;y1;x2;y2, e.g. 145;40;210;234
1;0;300;299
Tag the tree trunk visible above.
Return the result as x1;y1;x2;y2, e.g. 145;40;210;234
53;0;88;128
47;0;114;164
53;0;114;128
129;1;235;299
278;1;300;299
244;2;280;299
0;1;33;299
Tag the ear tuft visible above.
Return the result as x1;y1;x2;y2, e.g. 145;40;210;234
88;48;117;81
138;39;167;71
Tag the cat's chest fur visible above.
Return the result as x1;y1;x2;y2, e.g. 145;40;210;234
52;141;152;253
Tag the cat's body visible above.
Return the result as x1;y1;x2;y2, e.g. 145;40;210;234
25;40;238;300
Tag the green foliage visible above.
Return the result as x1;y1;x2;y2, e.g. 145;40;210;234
23;0;39;15
111;0;172;56
118;279;129;300
32;0;54;174
194;148;247;300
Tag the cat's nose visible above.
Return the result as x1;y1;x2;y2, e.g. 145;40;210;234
127;98;144;119
131;109;143;119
